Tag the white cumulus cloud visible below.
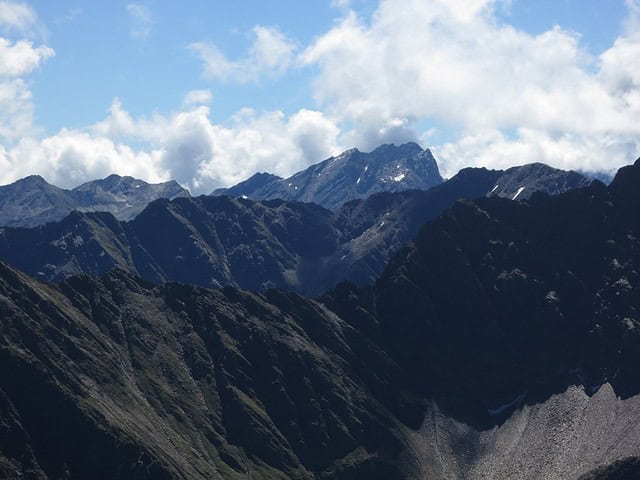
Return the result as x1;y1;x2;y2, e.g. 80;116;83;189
2;132;168;187
182;89;213;108
0;15;53;141
190;25;297;83
0;1;37;34
0;38;53;76
0;98;341;193
1;0;639;194
301;0;640;175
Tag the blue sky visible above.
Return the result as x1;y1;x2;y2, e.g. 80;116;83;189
0;0;638;192
30;0;628;129
30;1;349;129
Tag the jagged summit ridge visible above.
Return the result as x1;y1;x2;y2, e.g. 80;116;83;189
0;174;190;228
211;172;282;198
211;142;444;210
486;162;594;200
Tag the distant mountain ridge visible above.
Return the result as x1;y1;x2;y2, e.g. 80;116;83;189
212;172;283;199
213;142;597;210
0;174;190;228
212;142;444;210
487;162;593;200
0;144;595;229
0;163;594;295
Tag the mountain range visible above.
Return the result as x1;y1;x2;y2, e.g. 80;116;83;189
0;161;593;295
0;143;594;231
212;143;445;210
1;157;639;479
212;143;596;209
0;174;190;228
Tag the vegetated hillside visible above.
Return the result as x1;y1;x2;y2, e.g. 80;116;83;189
0;174;189;228
0;164;591;295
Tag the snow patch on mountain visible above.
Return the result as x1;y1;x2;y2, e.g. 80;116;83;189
512;186;526;200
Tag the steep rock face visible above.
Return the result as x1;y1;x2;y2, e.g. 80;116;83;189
0;263;418;480
212;143;444;210
0;175;190;228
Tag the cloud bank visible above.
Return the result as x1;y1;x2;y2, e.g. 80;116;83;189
302;0;640;176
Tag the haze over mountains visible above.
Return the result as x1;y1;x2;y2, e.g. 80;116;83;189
1;156;639;479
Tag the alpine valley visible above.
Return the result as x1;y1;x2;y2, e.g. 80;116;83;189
1;143;639;480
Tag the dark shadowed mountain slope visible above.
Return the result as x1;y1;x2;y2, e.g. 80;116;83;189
318;159;640;478
327;158;640;415
0;174;190;228
0;164;595;295
0;262;418;480
316;167;500;290
127;196;339;291
0;196;340;292
211;143;444;210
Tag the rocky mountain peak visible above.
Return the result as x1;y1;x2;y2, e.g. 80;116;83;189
211;172;282;197
610;158;640;216
0;174;190;228
17;174;48;186
212;143;444;210
487;162;593;200
611;157;640;189
371;141;421;154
